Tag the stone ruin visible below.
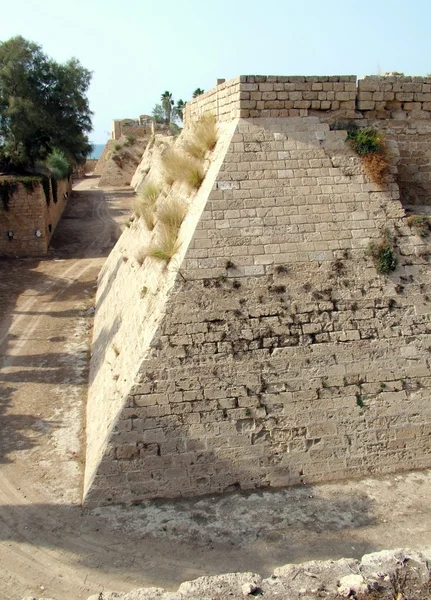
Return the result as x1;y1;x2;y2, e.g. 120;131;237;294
84;75;431;506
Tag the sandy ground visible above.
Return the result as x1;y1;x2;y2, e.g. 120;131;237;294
1;177;431;600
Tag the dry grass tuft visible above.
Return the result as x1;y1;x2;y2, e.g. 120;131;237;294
144;225;181;262
363;151;390;187
134;182;161;230
135;247;147;266
158;198;187;233
184;114;218;159
161;148;205;190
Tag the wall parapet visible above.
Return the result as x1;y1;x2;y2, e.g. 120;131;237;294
184;74;431;124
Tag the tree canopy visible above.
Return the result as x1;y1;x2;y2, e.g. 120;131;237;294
0;36;93;173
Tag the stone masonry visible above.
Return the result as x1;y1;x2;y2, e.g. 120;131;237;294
0;177;71;257
84;75;431;506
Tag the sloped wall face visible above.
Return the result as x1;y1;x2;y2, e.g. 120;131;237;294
85;117;431;506
84;122;238;502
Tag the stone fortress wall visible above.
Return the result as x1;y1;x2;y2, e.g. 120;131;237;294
84;75;431;506
0;177;71;257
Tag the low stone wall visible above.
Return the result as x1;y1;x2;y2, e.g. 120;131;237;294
183;77;241;123
184;74;431;124
358;75;431;118
0;177;71;257
84;548;431;600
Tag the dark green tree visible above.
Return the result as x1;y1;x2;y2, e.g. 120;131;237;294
192;88;205;98
175;99;186;121
0;36;93;173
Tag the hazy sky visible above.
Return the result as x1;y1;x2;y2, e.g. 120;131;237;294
1;0;429;143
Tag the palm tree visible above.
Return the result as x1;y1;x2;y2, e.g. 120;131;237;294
192;88;205;98
175;99;185;121
161;91;174;124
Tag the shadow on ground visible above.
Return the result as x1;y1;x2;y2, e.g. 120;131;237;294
0;485;380;587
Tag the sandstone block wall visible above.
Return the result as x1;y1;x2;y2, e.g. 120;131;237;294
0;178;71;257
358;75;431;118
185;75;431;208
85;109;431;506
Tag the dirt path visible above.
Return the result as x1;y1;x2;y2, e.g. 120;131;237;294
1;178;431;600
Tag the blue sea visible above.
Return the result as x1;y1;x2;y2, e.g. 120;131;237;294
88;143;105;160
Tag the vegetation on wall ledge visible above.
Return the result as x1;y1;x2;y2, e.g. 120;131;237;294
406;215;431;237
368;228;398;274
347;126;389;187
0;176;41;210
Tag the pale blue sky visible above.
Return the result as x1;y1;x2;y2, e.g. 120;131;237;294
1;0;429;142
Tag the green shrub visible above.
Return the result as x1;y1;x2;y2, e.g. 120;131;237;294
347;127;389;186
114;143;121;152
125;135;135;146
347;127;384;155
368;229;398;274
46;149;70;180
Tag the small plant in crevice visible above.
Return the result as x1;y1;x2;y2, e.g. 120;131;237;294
368;229;398;275
347;126;389;186
140;286;148;298
355;392;364;408
134;182;161;230
406;214;431;238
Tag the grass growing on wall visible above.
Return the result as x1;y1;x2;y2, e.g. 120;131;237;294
161;148;204;190
368;228;398;274
347;127;389;187
184;114;218;159
158;198;187;233
143;225;182;262
406;215;431;237
134;182;161;231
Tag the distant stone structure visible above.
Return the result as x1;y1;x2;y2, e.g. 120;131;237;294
111;115;154;140
0;177;71;257
85;75;431;506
